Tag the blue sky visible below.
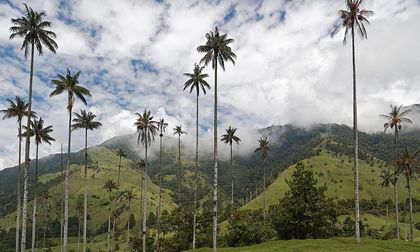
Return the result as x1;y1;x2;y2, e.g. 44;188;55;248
0;0;420;169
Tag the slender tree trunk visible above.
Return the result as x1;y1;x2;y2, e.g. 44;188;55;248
139;165;144;239
351;26;361;245
127;201;131;243
77;216;80;252
112;154;122;250
63;103;73;252
31;144;39;252
157;132;163;252
60;143;64;252
394;126;400;239
178;135;181;206
142;143;148;252
107;191;111;252
212;59;218;252
263;160;266;225
43;227;46;248
16;120;22;252
21;41;35;252
408;176;414;241
83;129;88;252
386;186;389;227
230;143;234;220
193;93;199;249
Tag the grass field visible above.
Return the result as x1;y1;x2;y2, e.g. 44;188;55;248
188;238;420;252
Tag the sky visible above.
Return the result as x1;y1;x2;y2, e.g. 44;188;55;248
0;0;419;169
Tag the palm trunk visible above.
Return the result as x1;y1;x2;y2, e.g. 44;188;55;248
63;103;73;252
107;191;111;252
31;143;39;252
394;126;399;239
212;58;219;252
408;176;414;241
193;93;199;249
139;165;144;239
16;119;22;252
21;40;35;252
112;155;122;250
83;129;88;252
230;143;234;220
386;186;389;227
351;26;361;244
263;160;266;225
157;132;163;252
127;201;131;243
178;135;181;206
60;144;64;252
43;227;46;248
142;143;148;252
77;216;81;252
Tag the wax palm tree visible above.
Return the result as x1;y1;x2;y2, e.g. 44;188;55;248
10;5;58;250
379;169;392;226
396;148;419;241
50;69;91;251
72;110;101;252
221;126;241;219
183;63;210;249
331;0;374;244
75;197;84;252
22;117;55;252
0;96;30;251
197;26;236;251
173;125;187;205
381;105;412;239
123;190;137;243
134;110;158;252
255;137;270;225
40;191;50;248
112;148;127;246
104;179;117;252
156;119;168;252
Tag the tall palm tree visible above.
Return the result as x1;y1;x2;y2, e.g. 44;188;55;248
22;117;55;252
50;69;91;251
255;137;270;225
134;110;158;252
104;179;118;252
381;104;412;239
221;126;241;218
183;63;210;249
331;0;373;244
379;169;392;226
0;96;30;252
40;191;50;248
396;148;419;241
123;190;136;243
9;5;58;250
75;198;84;252
72;110;102;252
173;125;187;206
197;26;236;251
156;119;168;252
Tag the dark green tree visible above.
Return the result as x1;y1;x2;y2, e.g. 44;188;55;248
272;163;338;240
255;137;270;224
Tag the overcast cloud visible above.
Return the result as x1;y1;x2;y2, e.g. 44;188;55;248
0;0;419;169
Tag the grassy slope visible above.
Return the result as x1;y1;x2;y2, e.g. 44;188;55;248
242;150;420;210
188;238;420;252
0;146;177;232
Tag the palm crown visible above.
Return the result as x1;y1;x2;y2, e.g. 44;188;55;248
116;149;127;159
134;110;158;147
331;0;374;44
197;26;236;70
124;190;136;202
173;125;187;136
103;179;118;193
1;96;30;124
9;4;58;57
255;137;270;161
379;169;393;188
221;126;241;146
381;105;412;132
137;159;147;170
50;69;91;111
183;64;210;95
157;118;168;137
23;117;55;146
72;110;102;131
396;148;420;180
